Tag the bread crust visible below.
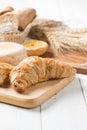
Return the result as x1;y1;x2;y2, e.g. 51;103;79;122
10;56;76;93
0;42;27;65
23;40;48;56
0;62;13;85
0;6;14;15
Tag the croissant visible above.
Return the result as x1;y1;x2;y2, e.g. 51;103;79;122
10;56;76;93
0;63;13;86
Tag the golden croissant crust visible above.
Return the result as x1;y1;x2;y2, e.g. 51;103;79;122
10;56;76;93
0;63;13;85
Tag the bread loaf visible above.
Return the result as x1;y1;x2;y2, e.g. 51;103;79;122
13;8;36;30
0;42;27;65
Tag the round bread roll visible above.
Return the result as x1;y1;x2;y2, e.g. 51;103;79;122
0;6;14;15
23;40;48;56
0;42;27;65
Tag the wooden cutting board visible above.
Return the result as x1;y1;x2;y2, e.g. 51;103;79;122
0;76;74;108
43;48;87;75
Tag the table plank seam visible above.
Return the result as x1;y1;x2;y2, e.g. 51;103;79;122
78;74;87;108
40;105;43;130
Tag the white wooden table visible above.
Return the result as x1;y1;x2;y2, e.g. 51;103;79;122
0;0;87;130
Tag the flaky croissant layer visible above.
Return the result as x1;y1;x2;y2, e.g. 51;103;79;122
10;56;76;93
0;63;13;85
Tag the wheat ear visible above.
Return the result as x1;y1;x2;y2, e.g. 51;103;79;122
45;31;87;56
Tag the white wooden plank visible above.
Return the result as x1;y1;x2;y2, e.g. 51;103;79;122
0;103;41;130
78;74;87;105
41;75;87;130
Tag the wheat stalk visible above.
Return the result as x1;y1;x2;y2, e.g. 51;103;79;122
64;28;87;34
29;18;87;56
45;31;87;56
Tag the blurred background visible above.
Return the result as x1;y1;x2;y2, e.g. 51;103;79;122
0;0;87;27
0;0;86;19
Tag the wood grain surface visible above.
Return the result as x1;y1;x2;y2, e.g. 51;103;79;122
0;76;74;108
43;48;87;75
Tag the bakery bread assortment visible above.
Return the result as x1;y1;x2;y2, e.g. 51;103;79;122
10;56;76;93
0;8;33;43
0;7;36;30
0;7;77;95
23;40;48;56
